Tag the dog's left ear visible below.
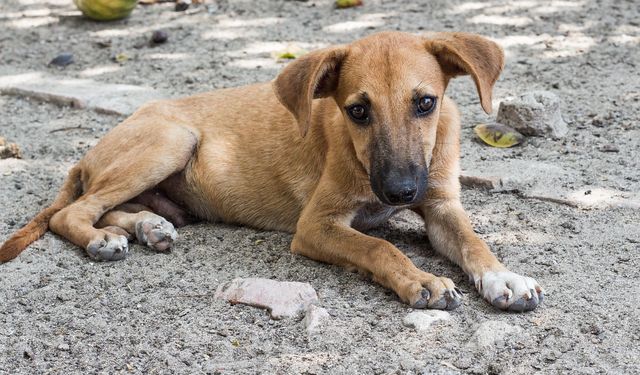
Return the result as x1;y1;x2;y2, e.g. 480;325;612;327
273;46;348;137
424;32;504;114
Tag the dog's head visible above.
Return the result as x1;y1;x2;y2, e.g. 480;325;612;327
274;32;504;206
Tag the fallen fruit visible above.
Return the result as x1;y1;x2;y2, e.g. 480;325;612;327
74;0;138;21
474;123;524;148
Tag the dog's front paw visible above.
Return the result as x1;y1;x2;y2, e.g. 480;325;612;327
87;233;129;261
476;271;544;312
404;274;463;310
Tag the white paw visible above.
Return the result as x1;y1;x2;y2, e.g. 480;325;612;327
476;271;544;312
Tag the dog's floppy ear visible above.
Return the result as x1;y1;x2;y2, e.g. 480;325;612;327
273;46;348;137
424;32;504;114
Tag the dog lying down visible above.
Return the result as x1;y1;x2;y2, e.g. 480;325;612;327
0;31;543;312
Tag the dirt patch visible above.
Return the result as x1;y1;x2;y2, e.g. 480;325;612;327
1;0;639;374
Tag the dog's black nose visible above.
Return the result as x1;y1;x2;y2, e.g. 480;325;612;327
383;180;418;205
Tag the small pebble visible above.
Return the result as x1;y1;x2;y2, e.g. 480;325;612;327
23;349;34;360
48;53;74;67
175;0;191;11
95;40;112;48
151;30;168;45
598;144;619;153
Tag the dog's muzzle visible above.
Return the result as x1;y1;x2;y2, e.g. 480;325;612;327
371;164;428;206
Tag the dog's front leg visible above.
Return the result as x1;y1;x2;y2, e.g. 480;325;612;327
292;196;462;310
419;97;544;312
419;195;544;312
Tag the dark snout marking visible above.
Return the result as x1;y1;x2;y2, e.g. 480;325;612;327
380;164;427;205
369;128;428;206
385;177;418;205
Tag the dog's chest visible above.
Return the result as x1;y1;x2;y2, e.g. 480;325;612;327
351;202;402;231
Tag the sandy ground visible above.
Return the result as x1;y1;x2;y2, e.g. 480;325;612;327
1;0;639;374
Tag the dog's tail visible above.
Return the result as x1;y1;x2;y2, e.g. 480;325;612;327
0;166;82;262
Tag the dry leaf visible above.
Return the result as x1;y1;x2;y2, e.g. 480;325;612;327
474;123;524;148
272;45;307;61
335;0;363;9
113;53;129;63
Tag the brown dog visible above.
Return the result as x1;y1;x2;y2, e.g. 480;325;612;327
0;32;543;312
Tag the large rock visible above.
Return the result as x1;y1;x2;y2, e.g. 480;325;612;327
0;70;168;116
215;278;319;319
496;91;567;138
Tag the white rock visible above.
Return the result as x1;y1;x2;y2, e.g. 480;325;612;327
0;70;168;116
497;91;567;139
471;320;522;348
215;278;319;319
402;310;451;331
303;305;330;333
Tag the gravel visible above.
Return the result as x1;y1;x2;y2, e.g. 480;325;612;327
1;0;639;373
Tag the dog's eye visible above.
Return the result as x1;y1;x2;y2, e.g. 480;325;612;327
347;105;369;124
416;96;437;116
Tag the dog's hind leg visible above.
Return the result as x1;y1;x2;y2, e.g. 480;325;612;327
96;203;177;252
49;121;198;261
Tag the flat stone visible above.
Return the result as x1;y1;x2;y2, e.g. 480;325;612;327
303;305;330;333
496;91;567;138
402;310;451;331
215;278;319;319
461;160;568;193
0;71;168;116
470;320;522;349
461;160;640;209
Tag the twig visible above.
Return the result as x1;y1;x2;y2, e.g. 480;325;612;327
171;293;217;298
515;192;580;208
49;126;92;133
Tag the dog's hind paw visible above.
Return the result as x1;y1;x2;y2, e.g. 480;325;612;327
135;216;177;252
87;233;129;261
476;271;544;312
